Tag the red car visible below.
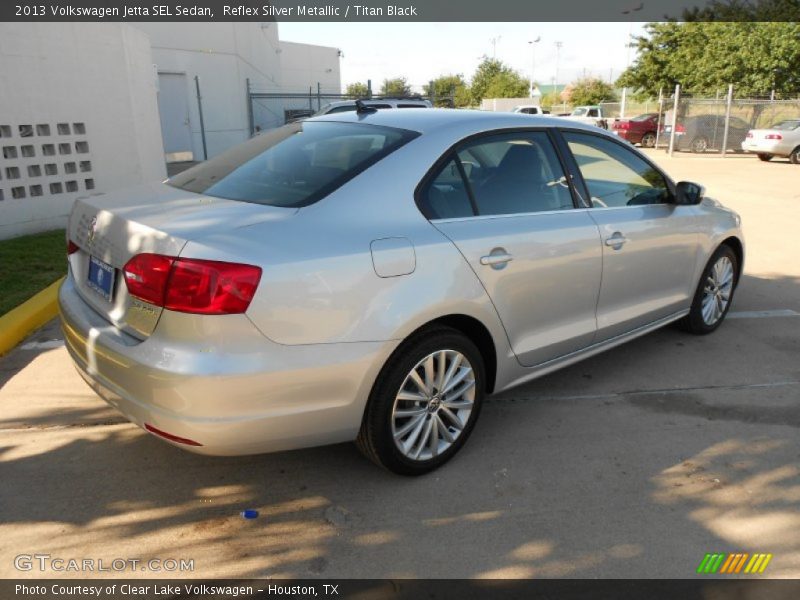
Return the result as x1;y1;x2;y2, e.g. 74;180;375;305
611;113;660;147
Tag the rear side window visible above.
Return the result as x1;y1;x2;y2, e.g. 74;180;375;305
419;131;574;219
168;122;418;208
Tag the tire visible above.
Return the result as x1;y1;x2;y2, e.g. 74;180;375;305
641;132;657;148
757;153;773;162
356;326;485;475
678;245;739;335
790;147;800;165
690;136;709;153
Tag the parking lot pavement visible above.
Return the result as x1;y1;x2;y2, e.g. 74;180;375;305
1;153;798;579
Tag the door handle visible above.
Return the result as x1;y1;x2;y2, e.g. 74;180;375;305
480;251;513;268
604;233;628;249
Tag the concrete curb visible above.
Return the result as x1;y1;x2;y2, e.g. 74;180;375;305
0;277;64;356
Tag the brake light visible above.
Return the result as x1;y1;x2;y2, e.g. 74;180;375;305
67;240;79;255
765;133;783;140
122;253;261;315
675;124;686;133
123;253;174;306
614;121;630;130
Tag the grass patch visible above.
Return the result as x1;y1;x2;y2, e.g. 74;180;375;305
0;229;66;315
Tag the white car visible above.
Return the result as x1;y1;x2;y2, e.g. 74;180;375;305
314;98;432;116
742;119;800;163
513;105;549;115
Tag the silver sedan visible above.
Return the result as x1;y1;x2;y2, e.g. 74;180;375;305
60;109;744;475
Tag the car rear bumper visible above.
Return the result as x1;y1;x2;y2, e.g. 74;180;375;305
741;140;793;156
59;274;397;456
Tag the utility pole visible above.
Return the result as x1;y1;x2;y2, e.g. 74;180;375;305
528;36;541;97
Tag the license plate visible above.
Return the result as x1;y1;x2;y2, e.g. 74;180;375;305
87;256;116;302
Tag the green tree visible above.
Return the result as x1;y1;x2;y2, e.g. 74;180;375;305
561;77;617;106
380;77;412;97
617;22;800;98
345;82;370;97
469;57;530;104
423;74;472;107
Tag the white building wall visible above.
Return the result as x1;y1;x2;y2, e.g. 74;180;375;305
133;23;286;160
133;24;342;159
279;41;342;94
0;23;166;240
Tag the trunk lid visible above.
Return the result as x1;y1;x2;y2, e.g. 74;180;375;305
67;182;295;339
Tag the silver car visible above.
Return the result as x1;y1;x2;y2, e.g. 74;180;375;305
60;109;744;475
741;119;800;163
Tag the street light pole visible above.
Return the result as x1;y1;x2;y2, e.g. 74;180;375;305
528;37;541;97
554;41;562;87
490;36;502;59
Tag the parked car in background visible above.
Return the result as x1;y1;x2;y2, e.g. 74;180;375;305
664;114;750;153
60;110;743;475
560;105;610;129
611;113;660;147
513;105;550;115
313;98;432;116
741;119;800;163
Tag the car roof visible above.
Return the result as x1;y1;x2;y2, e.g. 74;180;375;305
310;108;602;136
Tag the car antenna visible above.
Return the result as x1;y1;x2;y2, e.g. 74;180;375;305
355;99;378;114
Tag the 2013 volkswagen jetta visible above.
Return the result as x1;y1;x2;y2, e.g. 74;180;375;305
59;109;744;475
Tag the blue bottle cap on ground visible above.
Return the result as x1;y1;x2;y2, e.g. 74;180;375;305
241;509;259;519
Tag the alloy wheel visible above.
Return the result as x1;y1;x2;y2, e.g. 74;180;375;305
391;349;475;461
701;255;734;325
691;137;709;153
641;132;656;148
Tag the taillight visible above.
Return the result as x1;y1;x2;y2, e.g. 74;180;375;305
123;253;174;306
67;240;79;255
122;253;261;315
675;124;686;133
765;133;782;140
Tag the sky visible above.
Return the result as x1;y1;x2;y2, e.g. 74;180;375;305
279;22;648;93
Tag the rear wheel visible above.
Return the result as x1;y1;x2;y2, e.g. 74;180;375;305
757;153;773;162
690;136;709;153
790;147;800;164
357;327;485;475
641;132;657;148
678;245;738;335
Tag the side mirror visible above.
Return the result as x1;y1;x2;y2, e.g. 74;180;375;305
675;181;705;205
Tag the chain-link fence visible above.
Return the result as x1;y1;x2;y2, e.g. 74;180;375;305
246;80;452;135
544;86;799;157
661;87;800;156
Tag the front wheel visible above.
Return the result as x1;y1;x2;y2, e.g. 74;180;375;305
357;327;485;475
678;245;738;335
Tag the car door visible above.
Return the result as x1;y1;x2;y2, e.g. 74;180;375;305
561;130;701;341
418;130;603;367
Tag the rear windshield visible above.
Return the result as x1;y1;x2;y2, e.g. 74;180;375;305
772;120;800;131
168;121;418;207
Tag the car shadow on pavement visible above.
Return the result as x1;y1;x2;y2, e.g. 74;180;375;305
0;274;798;578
